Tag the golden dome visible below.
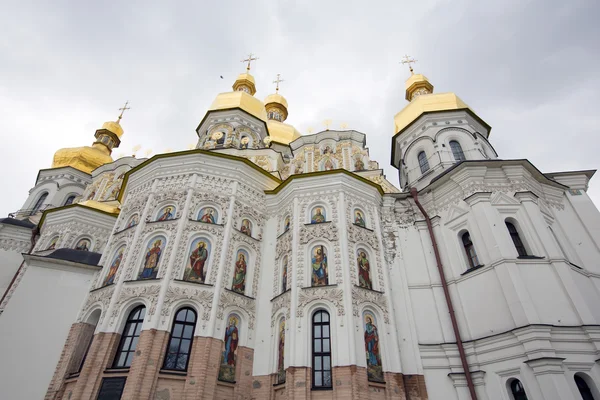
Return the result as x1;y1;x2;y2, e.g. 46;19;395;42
264;93;289;122
232;72;257;95
209;91;268;122
405;73;434;101
267;120;301;145
264;93;288;111
101;120;124;138
78;200;120;214
51;144;113;174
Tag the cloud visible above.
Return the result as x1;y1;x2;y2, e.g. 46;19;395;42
0;0;598;217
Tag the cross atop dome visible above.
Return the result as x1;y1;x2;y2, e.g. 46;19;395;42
273;74;284;93
241;53;259;71
117;100;130;123
400;54;418;75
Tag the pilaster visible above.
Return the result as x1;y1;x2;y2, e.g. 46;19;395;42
524;357;572;400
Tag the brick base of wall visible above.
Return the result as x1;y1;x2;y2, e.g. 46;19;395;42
46;329;428;400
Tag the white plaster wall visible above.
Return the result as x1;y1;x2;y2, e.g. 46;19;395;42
0;250;23;296
0;259;97;400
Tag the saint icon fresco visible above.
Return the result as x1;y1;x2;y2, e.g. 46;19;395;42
311;245;328;286
284;216;290;232
281;255;288;293
47;236;59;250
364;312;383;382
184;238;210;283
198;207;217;224
103;247;125;286
354;154;365;171
240;219;252;236
127;214;139;228
357;250;372;289
354;210;366;227
139;237;165;280
218;315;240;382
277;319;286;384
231;250;248;294
157;206;175;221
75;238;91;251
311;207;326;224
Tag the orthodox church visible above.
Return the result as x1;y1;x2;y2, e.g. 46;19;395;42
1;57;599;400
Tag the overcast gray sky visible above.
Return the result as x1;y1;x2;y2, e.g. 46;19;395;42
1;0;599;217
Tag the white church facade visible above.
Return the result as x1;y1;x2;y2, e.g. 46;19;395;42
0;64;599;400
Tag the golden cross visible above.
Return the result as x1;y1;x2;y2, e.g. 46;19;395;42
241;53;259;71
273;74;284;93
324;119;332;130
117;100;130;122
340;123;348;129
400;54;418;74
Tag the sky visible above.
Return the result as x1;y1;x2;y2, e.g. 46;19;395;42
0;0;599;217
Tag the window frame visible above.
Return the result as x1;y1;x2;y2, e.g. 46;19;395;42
162;307;197;372
311;310;332;390
449;140;466;161
505;221;528;257
63;195;76;206
417;151;430;174
575;374;596;400
461;231;480;269
31;192;48;214
509;379;528;400
112;306;146;369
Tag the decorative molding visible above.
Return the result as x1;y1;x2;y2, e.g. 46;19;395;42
351;286;389;324
216;290;256;330
159;285;214;328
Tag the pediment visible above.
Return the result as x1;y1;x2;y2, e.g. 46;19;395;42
490;191;521;206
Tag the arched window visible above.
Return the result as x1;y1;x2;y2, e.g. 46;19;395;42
163;308;196;371
312;310;332;389
575;375;596;400
450;140;466;161
417;151;430;174
64;195;76;206
31;192;48;215
510;379;528;400
113;306;146;368
461;232;480;269
506;221;528;257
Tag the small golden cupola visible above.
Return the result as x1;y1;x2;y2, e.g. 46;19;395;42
207;54;268;122
264;74;301;145
51;102;129;174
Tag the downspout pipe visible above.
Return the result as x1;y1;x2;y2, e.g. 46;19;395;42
410;187;478;400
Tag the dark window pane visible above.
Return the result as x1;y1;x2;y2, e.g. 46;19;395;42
126;323;136;336
117;353;127;367
138;308;146;319
173;324;183;338
323;356;331;370
314;372;322;386
314;357;322;370
321;313;329;322
175;310;187;322
314;326;321;338
134;323;142;336
323;339;330;352
314;340;321;352
122;337;132;351
183;325;194;338
185;311;196;323
180;339;191;354
125;352;134;367
314;313;321;323
130;336;139;350
323;371;332;387
169;339;180;352
323;325;330;337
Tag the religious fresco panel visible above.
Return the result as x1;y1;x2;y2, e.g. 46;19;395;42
184;238;211;283
138;235;167;280
156;205;176;221
104;247;125;286
231;249;249;294
75;238;91;251
126;214;139;228
277;318;286;384
218;314;240;382
310;207;326;224
363;311;383;382
198;207;218;224
311;245;328;286
240;219;253;237
354;209;366;227
357;249;372;289
281;255;288;293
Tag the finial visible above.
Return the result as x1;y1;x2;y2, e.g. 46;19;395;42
132;144;141;157
307;127;314;134
187;144;196;150
241;53;259;71
144;149;153;157
273;74;284;93
340;123;348;129
400;54;418;75
117;100;131;123
324;119;332;130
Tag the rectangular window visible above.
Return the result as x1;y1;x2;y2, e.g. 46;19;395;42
312;311;332;389
96;377;126;400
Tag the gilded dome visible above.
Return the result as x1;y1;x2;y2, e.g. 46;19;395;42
208;91;268;122
232;73;257;95
264;93;289;111
51;144;113;174
267;120;301;145
101;120;124;138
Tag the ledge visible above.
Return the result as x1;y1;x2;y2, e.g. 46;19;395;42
103;367;130;374
277;229;291;239
123;278;161;284
352;223;373;232
90;282;115;293
304;221;332;226
217;379;236;386
302;284;338;290
367;379;386;386
353;284;384;294
146;218;179;224
188;219;224;227
271;289;291;302
112;224;137;235
460;264;485;276
273;381;286;388
517;255;545;260
173;279;213;287
159;369;188;377
233;227;260;241
224;287;256;300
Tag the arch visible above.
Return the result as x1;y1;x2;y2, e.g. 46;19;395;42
155;204;176;222
308;203;328;224
505;218;529;257
183;236;212;284
417;151;430;174
162;307;197;371
103;245;126;286
112;305;146;368
308;242;331;287
449;140;466;161
401;135;435;162
125;213;140;229
283;215;291;233
319;156;338;171
63;193;78;206
507;378;529;400
218;312;243;382
82;307;102;326
433;126;476;143
362;309;384;382
239;217;255;237
459;230;480;269
197;204;221;224
138;234;168;280
31;192;48;214
356;245;375;290
114;299;149;334
46;235;60;250
353;207;368;228
74;236;93;252
353;153;366;171
474;132;499;157
575;373;598;400
320;142;336;155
